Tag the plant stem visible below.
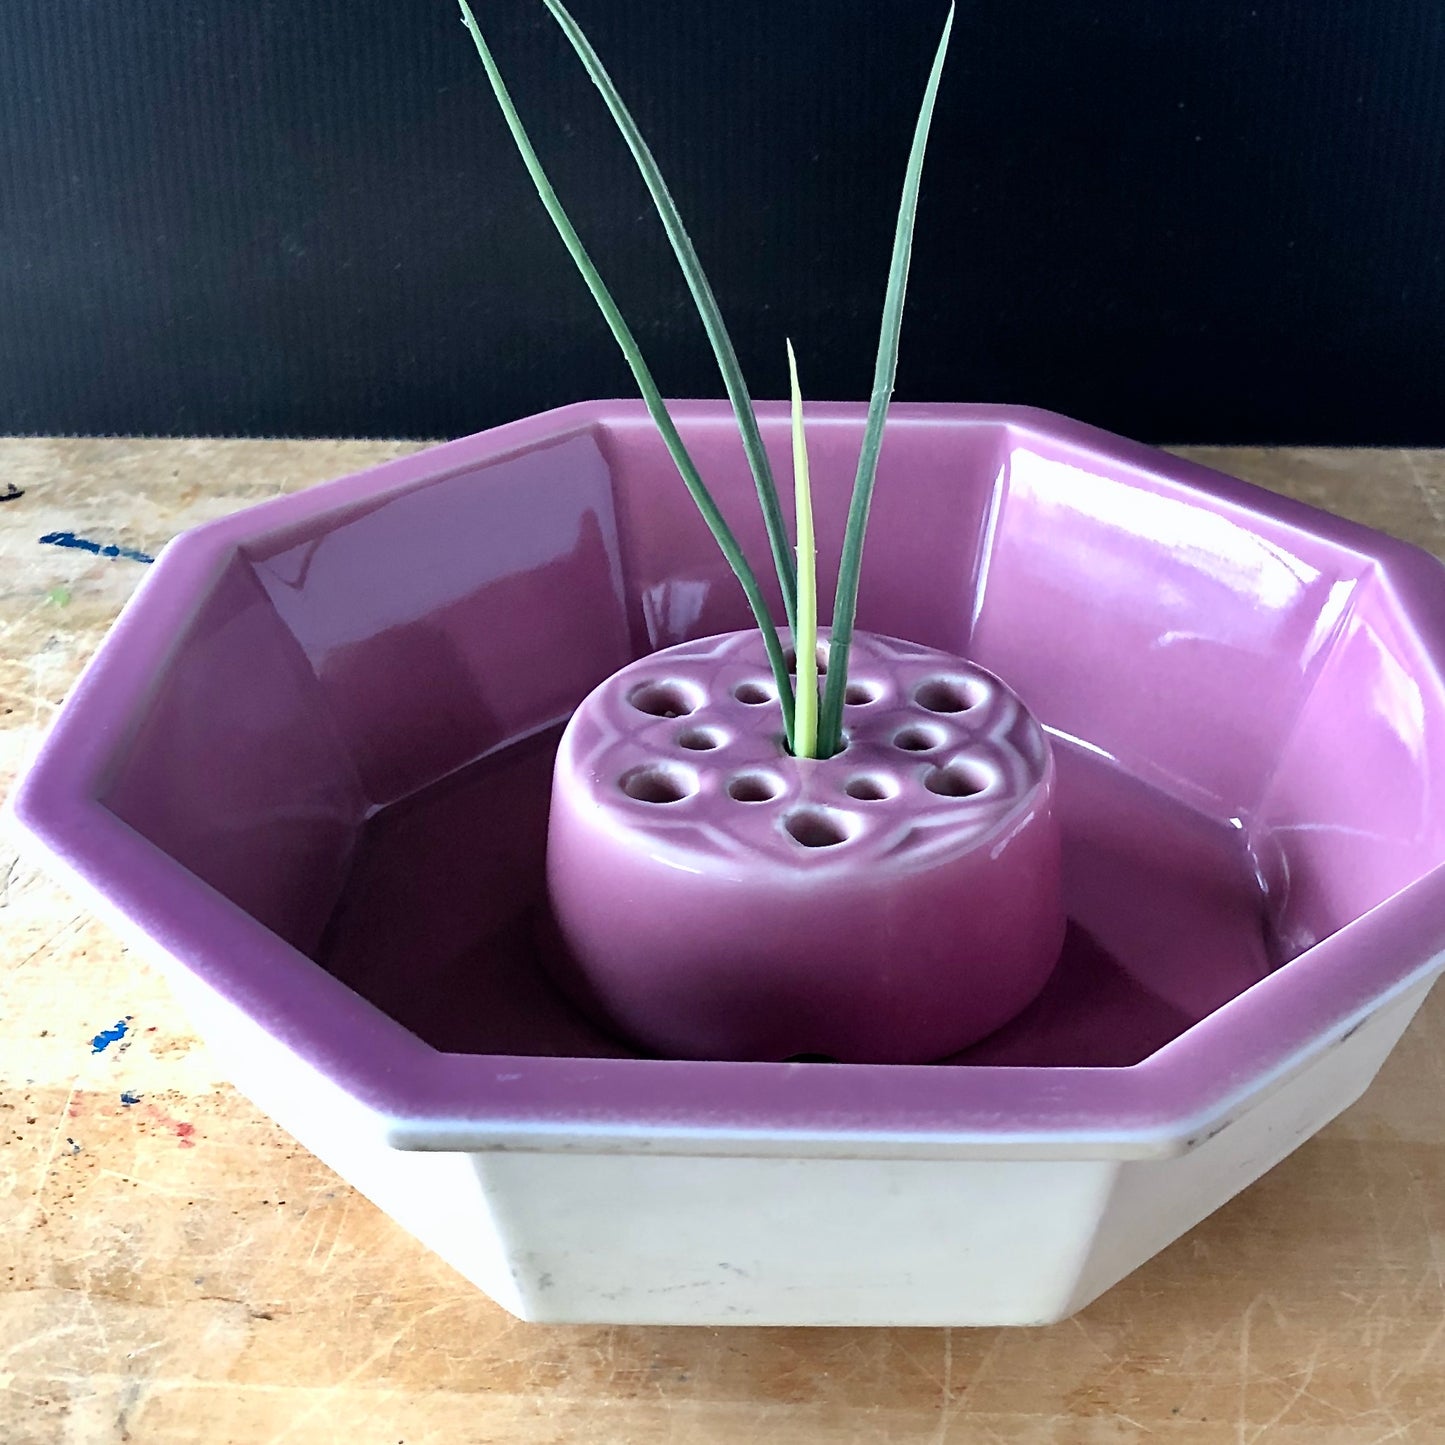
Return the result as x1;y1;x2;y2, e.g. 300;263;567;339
542;0;799;637
458;0;796;746
816;3;954;757
787;340;818;759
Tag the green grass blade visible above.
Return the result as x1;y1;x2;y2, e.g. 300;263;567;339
457;0;795;745
817;4;954;756
787;340;818;760
542;0;799;636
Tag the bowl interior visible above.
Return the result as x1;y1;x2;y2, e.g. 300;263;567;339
93;406;1445;1068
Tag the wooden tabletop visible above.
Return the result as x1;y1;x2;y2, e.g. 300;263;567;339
4;438;1445;1444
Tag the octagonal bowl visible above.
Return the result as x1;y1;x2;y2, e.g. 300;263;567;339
12;401;1445;1327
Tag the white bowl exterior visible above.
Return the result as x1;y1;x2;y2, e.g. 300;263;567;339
152;929;1433;1326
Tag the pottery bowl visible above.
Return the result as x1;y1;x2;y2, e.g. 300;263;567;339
14;401;1445;1325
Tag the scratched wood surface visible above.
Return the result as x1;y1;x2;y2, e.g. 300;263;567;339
4;438;1445;1444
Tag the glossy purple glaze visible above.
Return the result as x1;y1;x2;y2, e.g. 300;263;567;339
547;629;1064;1062
13;401;1445;1148
318;719;1270;1070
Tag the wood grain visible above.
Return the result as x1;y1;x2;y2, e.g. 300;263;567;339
4;438;1445;1444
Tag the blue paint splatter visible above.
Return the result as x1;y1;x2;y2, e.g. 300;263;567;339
119;1091;142;1106
91;1018;132;1054
40;531;153;564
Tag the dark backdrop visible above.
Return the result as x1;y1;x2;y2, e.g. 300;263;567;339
4;1;1445;443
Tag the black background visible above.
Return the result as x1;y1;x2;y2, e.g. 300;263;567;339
4;1;1445;443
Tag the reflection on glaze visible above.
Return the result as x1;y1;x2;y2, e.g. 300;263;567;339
970;442;1372;820
1027;453;1324;612
1257;575;1445;955
247;435;634;805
